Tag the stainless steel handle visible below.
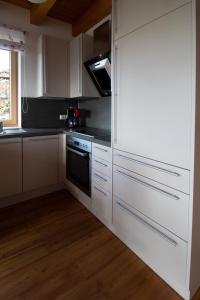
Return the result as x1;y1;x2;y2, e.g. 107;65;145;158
26;137;57;142
94;173;108;182
114;45;118;144
94;160;108;167
94;146;108;153
67;146;88;157
114;0;118;34
78;35;82;95
43;36;47;95
94;186;107;196
116;201;178;247
115;169;180;200
116;154;181;177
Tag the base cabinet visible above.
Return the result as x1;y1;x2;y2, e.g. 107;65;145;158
0;138;22;199
113;198;188;298
92;143;112;226
23;135;59;192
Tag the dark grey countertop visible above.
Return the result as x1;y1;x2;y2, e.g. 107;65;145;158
0;128;112;147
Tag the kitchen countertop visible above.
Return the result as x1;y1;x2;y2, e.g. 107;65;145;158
0;128;112;147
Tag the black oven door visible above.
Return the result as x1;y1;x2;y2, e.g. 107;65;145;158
66;145;91;196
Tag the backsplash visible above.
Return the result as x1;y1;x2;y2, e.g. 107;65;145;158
21;98;78;128
78;97;111;131
21;97;111;130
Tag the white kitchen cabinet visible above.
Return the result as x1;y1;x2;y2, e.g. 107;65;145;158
114;4;192;169
23;135;59;192
113;0;189;40
113;165;189;241
113;198;188;297
112;0;200;298
0;138;22;199
37;35;68;98
92;143;112;226
113;149;190;194
69;34;99;98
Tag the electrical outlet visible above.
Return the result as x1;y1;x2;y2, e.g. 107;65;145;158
59;115;67;120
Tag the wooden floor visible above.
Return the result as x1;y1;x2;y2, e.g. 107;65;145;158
0;190;199;300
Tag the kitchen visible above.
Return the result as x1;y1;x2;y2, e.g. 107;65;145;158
0;0;200;300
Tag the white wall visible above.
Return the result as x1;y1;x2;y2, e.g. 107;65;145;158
0;0;72;99
0;1;72;40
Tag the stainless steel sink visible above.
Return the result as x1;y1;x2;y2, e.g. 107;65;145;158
0;131;6;135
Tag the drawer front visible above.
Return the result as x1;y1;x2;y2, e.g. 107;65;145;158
92;170;112;193
92;184;112;225
92;143;112;162
114;149;189;194
113;165;189;241
92;157;112;178
113;198;188;288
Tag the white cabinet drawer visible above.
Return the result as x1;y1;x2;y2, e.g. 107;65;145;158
113;165;189;241
92;157;112;178
92;143;112;162
92;170;112;193
113;198;188;289
114;149;190;194
92;184;112;225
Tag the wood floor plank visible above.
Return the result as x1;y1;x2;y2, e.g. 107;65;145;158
0;190;199;300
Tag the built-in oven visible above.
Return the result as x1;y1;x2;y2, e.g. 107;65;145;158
66;136;91;196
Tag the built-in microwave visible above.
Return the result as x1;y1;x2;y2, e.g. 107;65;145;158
84;52;111;97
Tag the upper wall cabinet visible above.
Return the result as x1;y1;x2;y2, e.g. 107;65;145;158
69;34;99;98
113;0;189;40
37;35;68;98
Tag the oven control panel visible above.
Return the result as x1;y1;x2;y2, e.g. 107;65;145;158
67;136;92;153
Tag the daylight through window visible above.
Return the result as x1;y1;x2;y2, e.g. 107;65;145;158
0;49;18;126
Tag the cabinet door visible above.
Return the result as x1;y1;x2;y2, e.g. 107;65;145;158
92;185;112;226
0;138;22;198
114;4;192;169
114;0;189;40
23;135;59;192
37;35;68;98
69;35;82;98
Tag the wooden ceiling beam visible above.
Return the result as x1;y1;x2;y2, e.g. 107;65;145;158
72;0;112;37
30;0;57;25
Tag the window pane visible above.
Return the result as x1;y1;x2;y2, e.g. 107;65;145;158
0;49;11;121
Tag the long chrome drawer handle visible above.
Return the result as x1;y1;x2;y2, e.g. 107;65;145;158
94;173;108;182
116;201;178;247
94;160;108;167
94;186;107;196
116;154;181;177
115;170;180;200
27;137;57;142
94;146;108;153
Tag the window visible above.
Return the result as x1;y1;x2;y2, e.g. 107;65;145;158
0;49;18;127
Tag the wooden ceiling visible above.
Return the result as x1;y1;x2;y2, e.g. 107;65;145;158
2;0;112;36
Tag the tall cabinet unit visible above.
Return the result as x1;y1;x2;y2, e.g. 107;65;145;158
112;1;200;299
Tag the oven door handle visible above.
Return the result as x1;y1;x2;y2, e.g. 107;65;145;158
67;146;88;157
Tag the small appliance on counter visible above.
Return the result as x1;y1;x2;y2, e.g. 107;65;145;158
66;107;80;128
